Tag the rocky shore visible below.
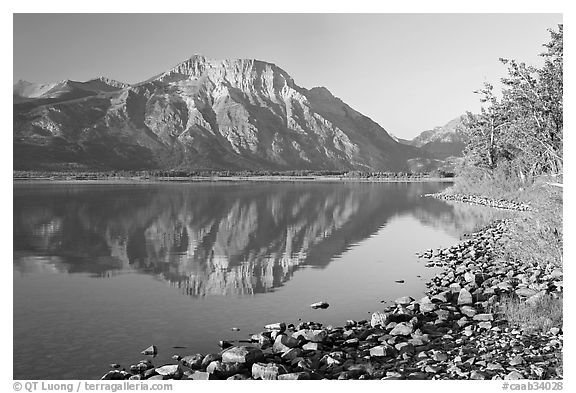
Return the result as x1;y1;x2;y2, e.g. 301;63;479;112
101;212;562;381
424;193;531;211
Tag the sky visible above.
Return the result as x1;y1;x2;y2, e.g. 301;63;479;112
13;13;562;139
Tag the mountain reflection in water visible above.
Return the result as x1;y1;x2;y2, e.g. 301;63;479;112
14;181;504;296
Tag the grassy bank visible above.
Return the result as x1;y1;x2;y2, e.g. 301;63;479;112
443;174;563;334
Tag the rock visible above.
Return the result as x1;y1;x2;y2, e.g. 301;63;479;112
141;345;157;356
227;374;250;380
432;351;448;362
222;346;264;364
370;311;388;328
505;371;525;380
273;334;300;353
509;355;525;366
487;362;504;370
219;340;233;349
206;361;244;379
147;375;165;380
310;301;329;309
180;354;203;369
252;362;284;380
457;288;473;305
201;353;222;369
473;313;494;321
395;280;405;283
188;371;216;380
369;344;394;357
394;296;414;306
100;370;126;380
278;372;310;380
155;365;182;378
264;322;286;331
110;363;121;369
464;272;476;283
431;291;450;303
515;287;538;297
281;348;303;361
302;342;321;351
470;370;487;380
460;305;477;317
230;327;240;331
292;329;327;342
390;322;413;336
550;327;561;335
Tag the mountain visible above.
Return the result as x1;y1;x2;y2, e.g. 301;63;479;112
14;55;428;172
406;116;468;159
14;182;468;296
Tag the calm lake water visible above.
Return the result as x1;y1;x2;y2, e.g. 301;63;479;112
13;181;505;379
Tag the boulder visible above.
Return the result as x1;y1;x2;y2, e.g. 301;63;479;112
180;354;203;369
252;362;284;380
201;353;222;369
206;361;244;379
457;288;473;305
273;334;300;353
222;346;264;364
369;344;394;357
390;322;413;336
155;365;182;379
292;329;327;342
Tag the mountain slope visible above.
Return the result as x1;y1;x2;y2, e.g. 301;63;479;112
408;116;468;159
14;55;427;171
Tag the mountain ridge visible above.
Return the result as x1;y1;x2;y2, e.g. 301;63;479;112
14;55;430;172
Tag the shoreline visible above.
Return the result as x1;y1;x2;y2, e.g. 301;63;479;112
13;175;455;185
101;195;563;381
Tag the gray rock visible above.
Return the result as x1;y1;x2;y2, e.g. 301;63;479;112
155;365;182;378
470;370;487;380
278;372;310;380
369;344;394;357
473;313;494;321
394;296;414;306
292;329;327;342
302;342;321;351
390;322;413;336
222;346;264;364
370;311;388;328
509;355;525;366
310;301;329;309
273;334;300;353
516;287;538;297
206;361;244;378
264;322;286;331
460;305;477;317
252;362;284;380
457;288;473;305
505;371;525;380
201;353;222;369
141;345;157;356
188;371;215;380
180;354;203;369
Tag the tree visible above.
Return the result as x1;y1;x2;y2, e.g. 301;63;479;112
461;24;563;181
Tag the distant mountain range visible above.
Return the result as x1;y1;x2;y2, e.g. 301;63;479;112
15;55;448;172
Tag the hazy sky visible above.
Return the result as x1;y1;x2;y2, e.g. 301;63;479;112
13;13;562;139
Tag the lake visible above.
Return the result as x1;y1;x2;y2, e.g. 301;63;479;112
13;181;504;379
